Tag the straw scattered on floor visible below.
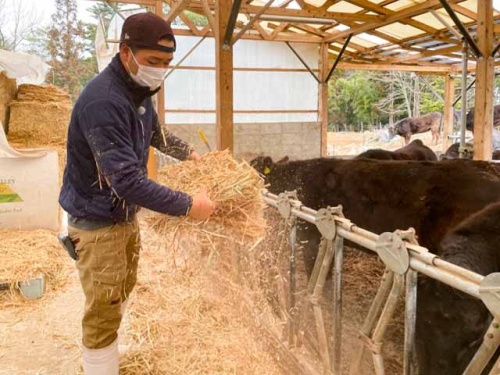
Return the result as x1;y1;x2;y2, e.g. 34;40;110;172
0;229;72;305
119;222;288;375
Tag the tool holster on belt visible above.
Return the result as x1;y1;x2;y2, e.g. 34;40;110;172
58;233;78;261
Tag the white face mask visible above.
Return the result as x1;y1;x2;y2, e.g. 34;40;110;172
127;51;168;90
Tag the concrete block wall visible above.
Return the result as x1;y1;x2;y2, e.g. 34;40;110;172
166;122;321;161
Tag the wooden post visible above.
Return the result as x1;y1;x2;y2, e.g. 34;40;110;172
147;0;165;181
473;0;494;160
319;43;329;157
442;74;455;153
215;0;234;152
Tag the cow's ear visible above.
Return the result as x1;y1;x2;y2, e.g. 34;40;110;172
276;156;289;165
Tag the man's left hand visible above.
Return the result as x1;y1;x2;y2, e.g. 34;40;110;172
189;151;202;162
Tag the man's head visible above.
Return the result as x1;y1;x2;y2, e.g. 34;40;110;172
119;12;176;88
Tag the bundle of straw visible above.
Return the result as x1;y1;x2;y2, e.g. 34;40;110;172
0;229;71;299
16;84;70;102
147;150;267;244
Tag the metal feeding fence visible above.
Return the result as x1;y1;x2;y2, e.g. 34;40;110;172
261;190;500;375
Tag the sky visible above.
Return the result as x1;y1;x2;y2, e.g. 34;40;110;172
31;0;96;25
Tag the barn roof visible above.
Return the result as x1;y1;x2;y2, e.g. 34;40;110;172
109;0;500;72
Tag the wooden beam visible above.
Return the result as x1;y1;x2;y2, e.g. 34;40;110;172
336;62;452;73
215;0;234;152
178;12;203;35
201;0;217;35
348;0;443;36
114;0;155;4
388;45;462;64
164;0;191;23
148;0;165;181
473;0;494;160
449;3;477;21
269;22;290;39
187;3;383;23
323;0;463;43
253;22;274;41
442;74;455;153
319;43;329;157
171;26;323;42
232;0;276;45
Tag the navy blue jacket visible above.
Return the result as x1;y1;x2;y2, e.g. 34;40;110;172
59;54;192;222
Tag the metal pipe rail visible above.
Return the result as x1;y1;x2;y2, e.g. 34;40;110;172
262;190;484;299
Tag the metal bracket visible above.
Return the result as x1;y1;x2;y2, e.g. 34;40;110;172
276;191;298;219
376;232;410;275
315;205;343;240
394;227;419;245
479;273;500;319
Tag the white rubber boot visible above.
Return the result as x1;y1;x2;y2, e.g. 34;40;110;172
118;299;130;356
120;299;128;316
82;339;119;375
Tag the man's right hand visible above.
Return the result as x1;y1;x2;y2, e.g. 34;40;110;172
189;187;215;220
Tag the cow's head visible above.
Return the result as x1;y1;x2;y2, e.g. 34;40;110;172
416;277;490;374
393;118;411;137
250;155;289;177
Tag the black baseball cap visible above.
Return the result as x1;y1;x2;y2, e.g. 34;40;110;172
120;12;176;53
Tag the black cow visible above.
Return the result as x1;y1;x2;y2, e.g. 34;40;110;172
465;104;500;131
252;156;500;275
357;139;437;161
440;142;474;160
390;112;442;145
416;202;500;374
441;142;500;160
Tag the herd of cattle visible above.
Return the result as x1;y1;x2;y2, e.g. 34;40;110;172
251;142;500;374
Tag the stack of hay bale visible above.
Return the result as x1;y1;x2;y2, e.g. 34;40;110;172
0;71;17;133
8;84;71;146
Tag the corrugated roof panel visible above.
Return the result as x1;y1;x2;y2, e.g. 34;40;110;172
331;42;357;53
385;0;426;12
327;1;364;13
376;22;423;39
304;0;327;8
413;9;473;27
350;36;377;48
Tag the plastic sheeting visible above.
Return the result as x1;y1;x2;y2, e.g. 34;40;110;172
166;36;319;124
97;14;320;124
0;49;50;84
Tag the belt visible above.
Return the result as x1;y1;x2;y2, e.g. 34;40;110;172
68;215;134;231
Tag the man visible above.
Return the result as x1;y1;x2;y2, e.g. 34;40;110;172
59;12;215;374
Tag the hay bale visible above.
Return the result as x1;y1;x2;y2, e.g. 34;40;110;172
0;71;17;132
16;84;70;102
147;150;267;244
8;100;71;146
0;229;71;302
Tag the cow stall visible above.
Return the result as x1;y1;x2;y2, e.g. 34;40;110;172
256;190;500;375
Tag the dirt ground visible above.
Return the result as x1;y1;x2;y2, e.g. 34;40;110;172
327;129;460;157
1;131;411;374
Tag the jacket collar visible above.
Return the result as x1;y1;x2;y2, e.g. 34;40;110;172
108;53;161;106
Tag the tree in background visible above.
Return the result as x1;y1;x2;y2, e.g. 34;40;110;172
328;71;383;132
47;0;96;99
0;0;42;51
